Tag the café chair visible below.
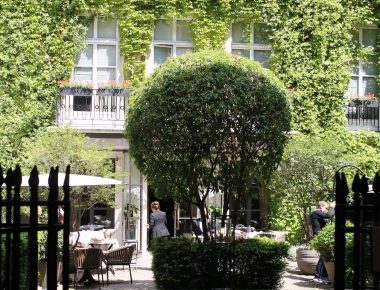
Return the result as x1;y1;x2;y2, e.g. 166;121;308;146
103;244;135;285
74;248;104;289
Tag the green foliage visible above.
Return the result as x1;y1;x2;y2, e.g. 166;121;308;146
126;51;291;240
151;237;289;289
0;0;87;168
268;132;347;244
21;127;116;207
262;0;375;133
337;130;380;178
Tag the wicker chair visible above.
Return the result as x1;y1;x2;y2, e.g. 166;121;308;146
73;248;103;289
103;245;135;285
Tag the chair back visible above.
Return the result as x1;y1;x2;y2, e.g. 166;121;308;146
74;248;103;270
105;245;135;265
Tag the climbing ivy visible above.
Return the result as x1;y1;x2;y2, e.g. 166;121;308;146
0;0;87;168
1;0;379;167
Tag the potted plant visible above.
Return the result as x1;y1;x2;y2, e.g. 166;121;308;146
57;80;93;96
97;80;131;97
295;244;320;275
310;223;335;283
124;203;139;218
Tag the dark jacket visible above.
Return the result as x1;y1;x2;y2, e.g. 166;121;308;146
150;210;170;238
311;207;334;236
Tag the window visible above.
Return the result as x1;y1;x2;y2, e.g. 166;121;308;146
74;18;118;82
231;21;271;69
73;18;120;112
348;27;379;98
149;19;193;73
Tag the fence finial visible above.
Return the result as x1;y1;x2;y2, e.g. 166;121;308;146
14;165;22;189
48;166;59;188
28;166;39;188
352;173;361;193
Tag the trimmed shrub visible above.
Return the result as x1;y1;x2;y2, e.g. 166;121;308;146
151;237;289;289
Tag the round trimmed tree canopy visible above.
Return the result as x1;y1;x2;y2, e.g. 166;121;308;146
126;50;291;197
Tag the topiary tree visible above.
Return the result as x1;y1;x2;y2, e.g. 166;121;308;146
126;50;291;241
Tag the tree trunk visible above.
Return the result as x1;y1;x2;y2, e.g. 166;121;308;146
259;184;269;229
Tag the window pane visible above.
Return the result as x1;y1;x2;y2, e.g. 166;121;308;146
352;61;359;75
74;68;92;81
97;68;116;81
254;50;271;68
176;20;191;41
350;29;359;47
154;19;172;41
347;77;358;97
76;45;93;66
176;47;192;56
232;49;250;59
254;23;270;45
97;45;116;66
363;29;378;48
86;21;94;39
73;96;92;112
154;46;172;67
232;21;249;43
98;19;117;39
363;77;378;96
363;61;377;76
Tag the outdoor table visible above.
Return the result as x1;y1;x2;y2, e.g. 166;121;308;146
90;242;114;251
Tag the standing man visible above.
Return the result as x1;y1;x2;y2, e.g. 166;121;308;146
311;200;335;283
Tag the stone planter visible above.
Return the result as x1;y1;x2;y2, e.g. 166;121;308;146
324;261;335;285
296;248;319;275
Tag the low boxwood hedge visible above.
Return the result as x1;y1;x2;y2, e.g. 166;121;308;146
151;237;289;289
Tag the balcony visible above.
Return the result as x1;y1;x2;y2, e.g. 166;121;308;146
346;101;380;132
56;88;129;133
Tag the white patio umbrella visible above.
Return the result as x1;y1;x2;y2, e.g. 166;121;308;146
2;173;122;187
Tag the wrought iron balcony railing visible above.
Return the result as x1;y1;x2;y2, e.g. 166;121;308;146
346;101;380;132
56;88;130;131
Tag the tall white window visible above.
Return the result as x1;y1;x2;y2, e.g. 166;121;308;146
149;19;193;73
73;18;119;84
348;26;379;97
72;18;121;112
231;21;271;69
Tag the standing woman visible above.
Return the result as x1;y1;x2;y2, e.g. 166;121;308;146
149;201;170;238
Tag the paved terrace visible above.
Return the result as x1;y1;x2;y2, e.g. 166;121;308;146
46;251;332;290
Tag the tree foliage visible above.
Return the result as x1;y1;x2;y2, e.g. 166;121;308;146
269;129;380;245
21;128;116;208
268;133;347;244
126;51;291;240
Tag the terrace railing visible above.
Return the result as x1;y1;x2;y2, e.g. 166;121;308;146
346;101;380;132
56;89;130;131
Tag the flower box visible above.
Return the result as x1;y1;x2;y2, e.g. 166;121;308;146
97;88;130;97
59;87;92;96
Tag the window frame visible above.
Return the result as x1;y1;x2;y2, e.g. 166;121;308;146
229;20;272;69
349;25;379;98
72;17;122;86
147;17;193;75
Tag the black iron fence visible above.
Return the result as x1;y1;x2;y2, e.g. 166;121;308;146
346;101;380;132
335;170;380;290
0;165;70;290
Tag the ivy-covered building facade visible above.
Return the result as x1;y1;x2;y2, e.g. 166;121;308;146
52;1;380;251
